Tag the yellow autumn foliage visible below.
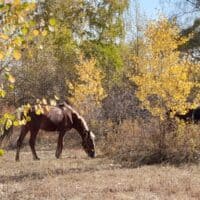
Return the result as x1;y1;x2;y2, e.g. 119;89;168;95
0;2;48;139
131;18;200;120
69;56;106;113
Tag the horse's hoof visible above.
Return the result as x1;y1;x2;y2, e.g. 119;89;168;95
55;154;61;159
33;157;40;161
55;152;61;159
15;156;20;162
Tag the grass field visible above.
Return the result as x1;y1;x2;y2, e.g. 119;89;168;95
0;142;200;200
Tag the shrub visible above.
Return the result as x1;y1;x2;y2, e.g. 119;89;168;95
99;118;200;167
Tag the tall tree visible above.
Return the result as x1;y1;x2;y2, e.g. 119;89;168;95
15;0;129;100
131;18;200;120
0;0;47;155
69;55;106;122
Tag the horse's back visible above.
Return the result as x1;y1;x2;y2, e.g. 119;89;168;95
47;107;64;124
25;107;61;131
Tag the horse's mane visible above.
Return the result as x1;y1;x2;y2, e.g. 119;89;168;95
89;131;95;139
61;102;89;131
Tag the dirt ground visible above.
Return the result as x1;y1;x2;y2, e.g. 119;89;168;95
0;145;200;200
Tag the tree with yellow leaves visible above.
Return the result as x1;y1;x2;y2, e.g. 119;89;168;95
0;0;53;155
69;55;106;117
0;0;41;97
131;17;200;120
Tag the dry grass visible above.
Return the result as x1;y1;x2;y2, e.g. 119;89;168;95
99;119;200;166
0;144;200;200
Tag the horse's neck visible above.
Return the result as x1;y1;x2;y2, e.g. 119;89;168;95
72;113;88;139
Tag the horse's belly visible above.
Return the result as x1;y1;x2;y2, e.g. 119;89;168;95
40;120;58;131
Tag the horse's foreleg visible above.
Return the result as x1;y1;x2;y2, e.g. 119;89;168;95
29;130;40;160
16;125;29;161
55;131;65;159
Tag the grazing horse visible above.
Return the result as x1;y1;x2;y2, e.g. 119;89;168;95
0;102;95;161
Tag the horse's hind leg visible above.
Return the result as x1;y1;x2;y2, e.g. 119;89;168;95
16;125;29;161
55;131;65;159
29;129;40;160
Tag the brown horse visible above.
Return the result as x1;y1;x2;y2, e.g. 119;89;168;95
0;102;96;161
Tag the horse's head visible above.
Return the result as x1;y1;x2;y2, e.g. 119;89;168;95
82;130;96;158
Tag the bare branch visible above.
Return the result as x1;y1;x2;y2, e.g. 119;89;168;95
186;0;198;6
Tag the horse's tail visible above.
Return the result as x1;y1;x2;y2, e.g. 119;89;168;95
0;120;14;147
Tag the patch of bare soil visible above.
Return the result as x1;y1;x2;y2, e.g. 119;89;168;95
0;147;200;200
